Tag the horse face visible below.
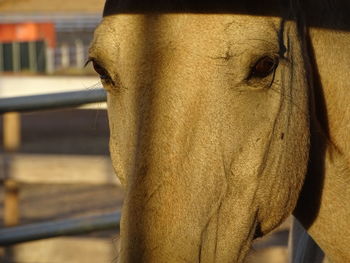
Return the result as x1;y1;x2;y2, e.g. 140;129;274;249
90;13;310;262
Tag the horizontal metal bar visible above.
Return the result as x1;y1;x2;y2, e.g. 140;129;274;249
0;211;120;246
0;89;107;113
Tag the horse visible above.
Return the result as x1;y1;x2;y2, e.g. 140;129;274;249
88;0;350;262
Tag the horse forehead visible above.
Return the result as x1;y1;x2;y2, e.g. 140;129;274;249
93;14;281;53
98;13;280;31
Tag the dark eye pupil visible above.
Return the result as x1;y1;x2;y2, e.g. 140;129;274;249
92;61;109;79
252;56;277;78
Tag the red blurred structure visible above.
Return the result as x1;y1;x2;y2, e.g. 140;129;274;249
0;22;56;48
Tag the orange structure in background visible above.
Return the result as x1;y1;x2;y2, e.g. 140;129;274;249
0;22;56;47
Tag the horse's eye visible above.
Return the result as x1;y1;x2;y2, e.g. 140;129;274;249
250;56;278;78
91;60;111;80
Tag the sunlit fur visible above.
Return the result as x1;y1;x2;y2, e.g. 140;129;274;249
89;1;350;262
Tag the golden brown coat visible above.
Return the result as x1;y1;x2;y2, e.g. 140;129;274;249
89;1;350;262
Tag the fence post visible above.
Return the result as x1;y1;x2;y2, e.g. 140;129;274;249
61;43;70;69
3;112;21;227
45;45;55;74
12;42;20;73
28;41;37;72
75;39;85;69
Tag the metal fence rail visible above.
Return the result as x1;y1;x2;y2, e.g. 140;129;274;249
0;88;107;113
0;211;120;246
1;87;115;247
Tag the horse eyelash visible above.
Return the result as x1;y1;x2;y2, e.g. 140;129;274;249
85;58;115;86
84;58;93;68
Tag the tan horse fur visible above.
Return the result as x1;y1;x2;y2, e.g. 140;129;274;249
89;1;350;262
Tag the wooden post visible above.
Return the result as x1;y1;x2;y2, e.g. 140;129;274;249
3;112;21;152
4;179;19;227
3;112;21;227
28;41;37;72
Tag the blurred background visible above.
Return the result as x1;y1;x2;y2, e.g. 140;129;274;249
0;0;106;75
0;1;125;262
0;1;290;262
